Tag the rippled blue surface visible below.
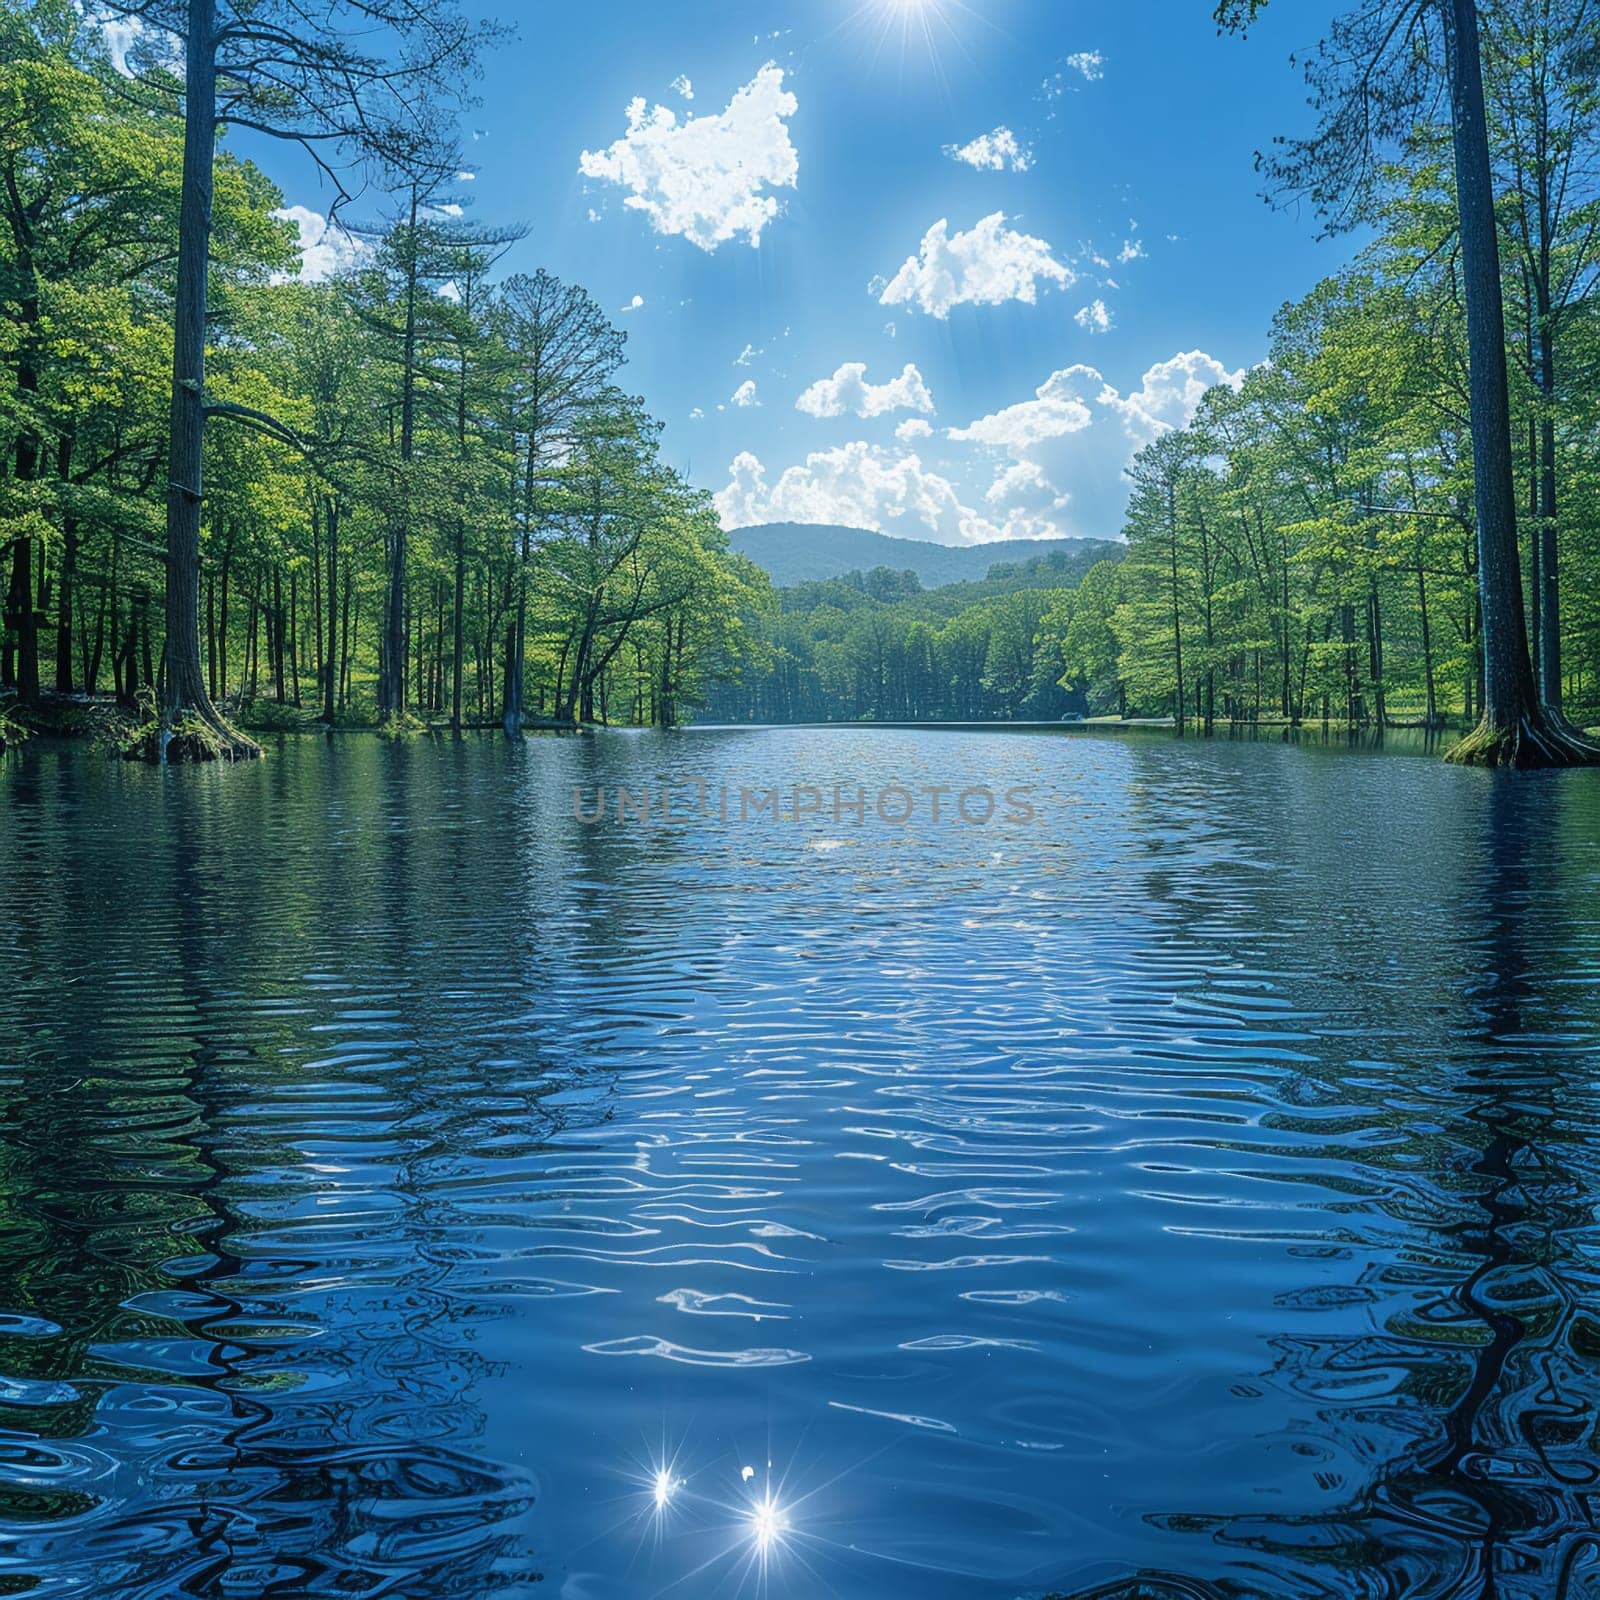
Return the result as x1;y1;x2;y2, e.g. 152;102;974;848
1;728;1598;1600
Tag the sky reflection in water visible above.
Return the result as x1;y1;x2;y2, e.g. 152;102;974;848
0;728;1597;1599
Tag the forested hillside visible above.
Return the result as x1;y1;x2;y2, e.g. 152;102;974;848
726;522;1112;589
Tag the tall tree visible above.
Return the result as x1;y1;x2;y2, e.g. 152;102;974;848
497;271;623;736
98;0;499;755
1485;0;1600;712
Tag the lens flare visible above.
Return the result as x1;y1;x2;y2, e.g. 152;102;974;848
750;1491;786;1552
653;1467;676;1509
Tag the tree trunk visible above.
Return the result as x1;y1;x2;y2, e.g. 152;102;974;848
289;565;301;707
1537;327;1562;710
4;537;39;706
378;192;421;722
452;523;466;733
157;0;256;756
324;498;339;724
1443;0;1594;766
502;537;528;738
54;435;77;693
1166;479;1185;732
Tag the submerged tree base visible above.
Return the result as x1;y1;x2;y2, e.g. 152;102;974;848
375;710;431;740
1444;710;1600;768
122;714;261;764
118;691;263;764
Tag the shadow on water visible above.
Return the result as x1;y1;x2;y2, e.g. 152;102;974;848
1048;772;1600;1600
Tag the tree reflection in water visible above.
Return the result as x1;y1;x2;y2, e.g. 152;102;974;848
1054;775;1600;1600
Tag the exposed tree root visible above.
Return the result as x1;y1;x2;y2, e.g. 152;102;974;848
1445;709;1600;768
122;687;261;763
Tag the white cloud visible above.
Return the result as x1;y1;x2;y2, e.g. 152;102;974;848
438;280;461;304
986;460;1063;508
878;212;1072;318
715;444;996;544
731;379;760;408
1117;238;1145;263
671;74;694;100
579;64;799;251
895;418;934;442
944;126;1033;173
1075;298;1113;334
620;294;644;312
734;342;763;367
1064;51;1105;80
796;362;934;420
456;170;477;183
272;205;366;283
98;14;142;76
690;407;705;420
1100;350;1244;444
948;365;1100;453
980;460;1074;540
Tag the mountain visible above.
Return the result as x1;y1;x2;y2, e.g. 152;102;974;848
727;522;1116;590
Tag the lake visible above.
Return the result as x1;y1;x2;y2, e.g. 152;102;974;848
1;728;1597;1600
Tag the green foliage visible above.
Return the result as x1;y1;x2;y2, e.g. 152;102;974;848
0;0;769;735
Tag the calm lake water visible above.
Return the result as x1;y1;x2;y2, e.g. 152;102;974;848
1;728;1598;1600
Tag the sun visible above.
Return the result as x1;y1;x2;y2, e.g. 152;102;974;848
839;0;981;77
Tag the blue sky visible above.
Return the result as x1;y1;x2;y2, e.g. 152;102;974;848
269;1;1351;546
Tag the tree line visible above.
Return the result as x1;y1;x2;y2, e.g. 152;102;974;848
0;0;768;758
702;552;1105;725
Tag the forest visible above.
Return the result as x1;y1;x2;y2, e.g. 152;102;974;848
0;0;770;758
3;0;1600;764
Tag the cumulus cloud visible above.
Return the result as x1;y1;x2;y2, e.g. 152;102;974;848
731;379;760;408
579;64;798;251
715;444;993;544
1075;298;1113;334
734;342;762;367
986;460;1063;508
948;366;1100;453
1064;51;1105;80
620;294;645;312
935;351;1243;537
878;212;1072;318
272;205;366;282
1117;237;1145;263
671;74;694;100
717;349;1246;548
1100;350;1244;443
91;11;184;77
796;361;934;420
944;126;1033;173
713;441;1083;547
